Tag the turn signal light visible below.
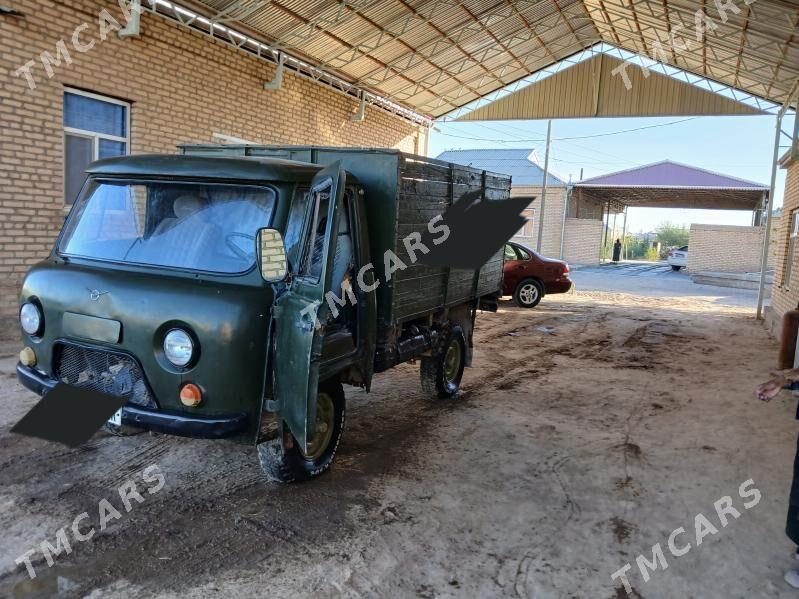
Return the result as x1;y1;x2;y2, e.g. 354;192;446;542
19;347;36;367
179;383;202;407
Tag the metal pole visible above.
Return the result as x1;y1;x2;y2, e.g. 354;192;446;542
757;108;788;319
601;199;610;262
621;207;628;261
560;187;569;260
536;120;552;253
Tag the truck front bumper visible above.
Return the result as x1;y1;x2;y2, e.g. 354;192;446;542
16;363;248;439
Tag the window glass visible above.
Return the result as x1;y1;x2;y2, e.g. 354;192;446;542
504;244;518;261
284;189;310;271
64;92;126;137
299;189;330;281
60;180;276;274
516;246;532;260
64;134;94;206
63;91;129;205
99;139;126;159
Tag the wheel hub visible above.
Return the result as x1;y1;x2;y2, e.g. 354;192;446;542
443;340;461;383
302;391;335;460
520;283;538;304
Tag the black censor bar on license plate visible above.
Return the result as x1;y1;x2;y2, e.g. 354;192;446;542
11;383;128;448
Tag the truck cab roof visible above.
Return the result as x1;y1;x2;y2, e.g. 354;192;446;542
86;154;327;183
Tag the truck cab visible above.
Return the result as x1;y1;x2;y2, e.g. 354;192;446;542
17;148;511;483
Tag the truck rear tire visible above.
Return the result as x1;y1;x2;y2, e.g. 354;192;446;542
421;324;466;399
257;381;346;483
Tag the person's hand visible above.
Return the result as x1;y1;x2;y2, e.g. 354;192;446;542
755;377;788;402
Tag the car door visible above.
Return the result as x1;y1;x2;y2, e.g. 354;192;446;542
503;244;524;291
272;162;345;453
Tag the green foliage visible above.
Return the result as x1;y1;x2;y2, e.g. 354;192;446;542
644;247;661;261
655;222;689;249
624;236;650;260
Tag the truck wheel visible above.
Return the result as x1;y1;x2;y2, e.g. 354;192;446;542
257;381;345;483
103;422;145;436
421;325;466;399
513;279;543;308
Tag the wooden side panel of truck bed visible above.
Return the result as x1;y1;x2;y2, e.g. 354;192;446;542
392;156;510;322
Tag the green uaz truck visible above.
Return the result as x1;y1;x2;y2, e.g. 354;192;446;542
16;146;511;482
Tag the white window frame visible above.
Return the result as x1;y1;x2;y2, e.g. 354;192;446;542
63;88;130;205
517;208;535;238
785;211;799;288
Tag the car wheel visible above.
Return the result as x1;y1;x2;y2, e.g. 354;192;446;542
513;279;543;308
671;265;682;271
257;380;345;483
421;324;466;399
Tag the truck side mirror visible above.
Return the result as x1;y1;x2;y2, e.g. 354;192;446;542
257;228;288;282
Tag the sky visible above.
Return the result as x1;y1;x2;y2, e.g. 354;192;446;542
428;114;793;233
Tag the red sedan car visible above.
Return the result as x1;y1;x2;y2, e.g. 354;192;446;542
503;242;572;308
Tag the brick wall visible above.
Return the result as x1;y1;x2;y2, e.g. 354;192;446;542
0;0;425;318
769;157;799;336
562;218;602;265
509;185;568;257
686;224;767;273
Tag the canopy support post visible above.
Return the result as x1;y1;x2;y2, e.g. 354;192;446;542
621;207;628;261
536;120;552;253
601;199;610;263
560;186;570;260
757;79;799;320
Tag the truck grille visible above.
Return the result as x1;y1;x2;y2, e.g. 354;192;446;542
54;344;157;408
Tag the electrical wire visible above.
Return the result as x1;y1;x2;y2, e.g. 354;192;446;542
435;117;699;143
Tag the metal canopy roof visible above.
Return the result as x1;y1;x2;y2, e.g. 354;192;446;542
435;148;567;185
186;0;799;119
455;53;767;120
573;160;769;210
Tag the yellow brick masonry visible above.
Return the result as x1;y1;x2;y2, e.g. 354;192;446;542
0;0;426;320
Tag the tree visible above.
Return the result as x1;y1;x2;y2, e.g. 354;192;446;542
655;222;689;249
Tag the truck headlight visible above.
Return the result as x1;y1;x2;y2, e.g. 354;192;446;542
20;303;42;336
164;329;194;367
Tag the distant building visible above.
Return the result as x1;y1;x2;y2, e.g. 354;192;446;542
436;149;602;264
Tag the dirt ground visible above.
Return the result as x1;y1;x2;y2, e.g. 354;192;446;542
0;280;797;598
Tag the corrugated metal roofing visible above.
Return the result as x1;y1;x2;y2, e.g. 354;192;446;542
456;54;765;121
576;160;769;190
187;0;799;119
436;148;566;186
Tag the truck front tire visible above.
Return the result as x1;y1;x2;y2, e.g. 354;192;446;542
421;324;466;399
257;381;346;483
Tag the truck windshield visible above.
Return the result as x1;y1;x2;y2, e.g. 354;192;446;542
59;179;277;274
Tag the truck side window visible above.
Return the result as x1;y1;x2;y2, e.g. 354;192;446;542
283;187;310;272
299;189;330;282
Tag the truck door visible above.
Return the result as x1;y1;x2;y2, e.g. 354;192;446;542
273;162;345;453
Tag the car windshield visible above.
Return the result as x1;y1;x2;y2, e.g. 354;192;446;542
59;179;277;274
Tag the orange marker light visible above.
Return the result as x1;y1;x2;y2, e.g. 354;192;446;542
179;383;202;407
19;347;36;367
